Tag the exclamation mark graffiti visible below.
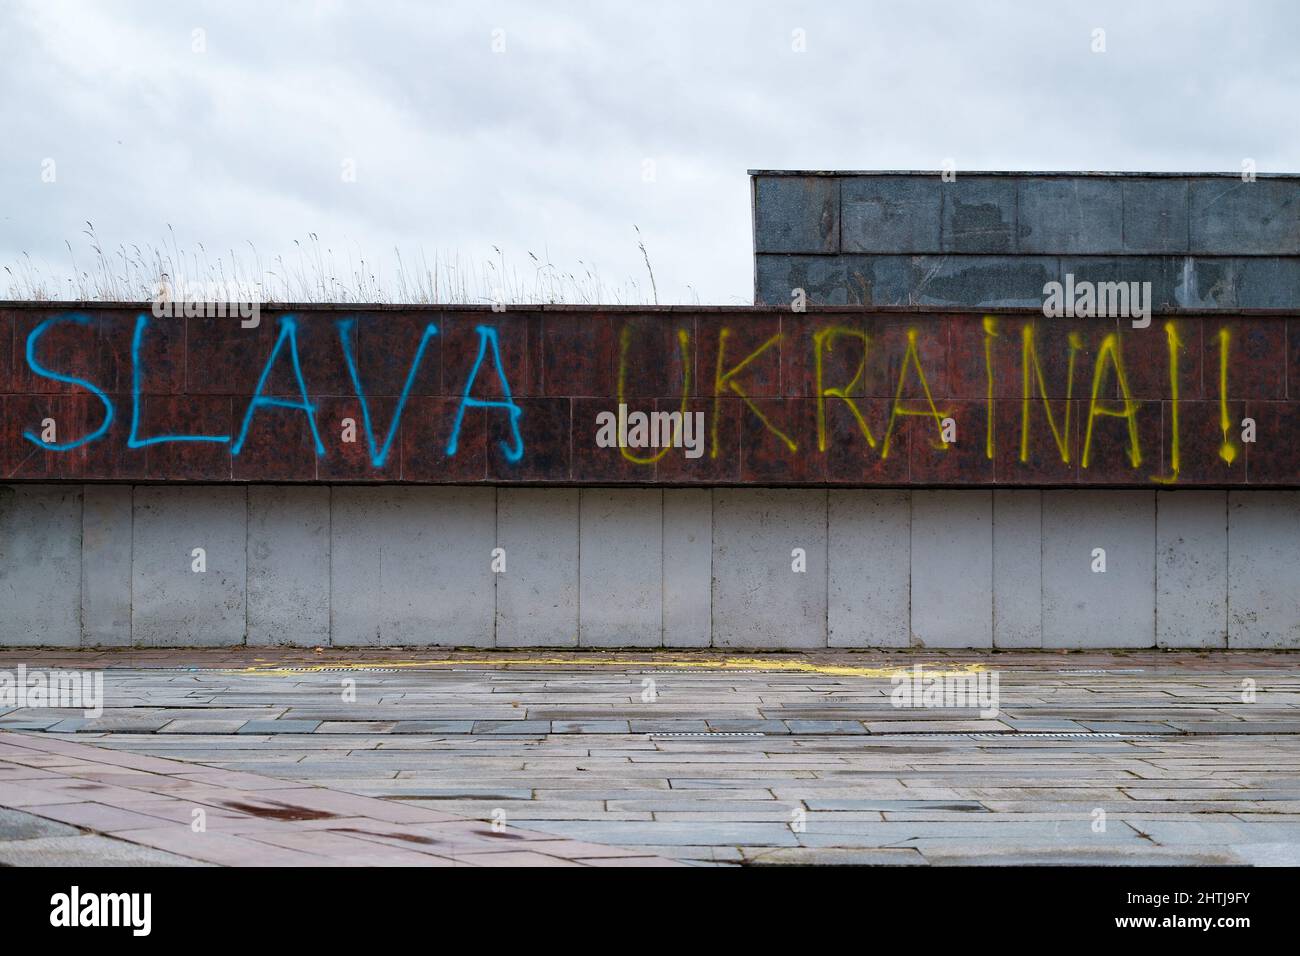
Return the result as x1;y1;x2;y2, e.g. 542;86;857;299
983;316;997;460
1217;327;1237;465
1153;321;1181;484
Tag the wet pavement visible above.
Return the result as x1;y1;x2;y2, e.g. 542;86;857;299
1;648;1298;865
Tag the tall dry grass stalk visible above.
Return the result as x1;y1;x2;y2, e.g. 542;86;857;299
2;224;693;306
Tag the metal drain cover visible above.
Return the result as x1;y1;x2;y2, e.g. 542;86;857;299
273;667;401;673
868;738;1154;743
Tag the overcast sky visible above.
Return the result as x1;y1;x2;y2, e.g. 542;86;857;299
1;0;1295;304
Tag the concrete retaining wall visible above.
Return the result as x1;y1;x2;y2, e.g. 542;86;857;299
2;483;1297;649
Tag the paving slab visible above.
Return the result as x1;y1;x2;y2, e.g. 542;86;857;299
0;648;1297;866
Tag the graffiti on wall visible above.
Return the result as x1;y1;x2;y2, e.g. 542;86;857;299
0;308;1294;485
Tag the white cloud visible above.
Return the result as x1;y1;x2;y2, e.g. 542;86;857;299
0;0;1295;303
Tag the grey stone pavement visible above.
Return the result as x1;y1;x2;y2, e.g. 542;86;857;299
2;649;1299;866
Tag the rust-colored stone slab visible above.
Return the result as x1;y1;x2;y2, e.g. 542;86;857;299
0;305;1295;487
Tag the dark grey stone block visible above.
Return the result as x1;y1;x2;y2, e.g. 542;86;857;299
756;254;912;306
755;255;842;306
753;176;839;253
941;178;1017;253
1122;179;1189;253
912;255;1059;308
1172;257;1239;309
1189;178;1300;255
1234;257;1300;309
1058;256;1181;311
1017;178;1123;253
842;255;913;305
841;176;942;253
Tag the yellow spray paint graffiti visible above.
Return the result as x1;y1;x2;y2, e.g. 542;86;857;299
1152;321;1181;484
880;329;950;460
229;654;989;680
1019;324;1081;464
1081;333;1142;470
813;325;876;452
1217;327;1238;465
711;327;796;457
617;325;692;465
983;316;998;460
599;318;1247;483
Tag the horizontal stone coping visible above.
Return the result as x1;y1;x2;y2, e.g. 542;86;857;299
1;301;1297;317
749;170;1300;179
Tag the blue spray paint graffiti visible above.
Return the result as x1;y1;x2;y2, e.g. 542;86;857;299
231;316;325;458
446;325;525;462
128;313;231;448
337;318;438;468
22;313;114;451
16;312;526;466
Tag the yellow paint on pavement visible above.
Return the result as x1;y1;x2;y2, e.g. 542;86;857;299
228;655;987;679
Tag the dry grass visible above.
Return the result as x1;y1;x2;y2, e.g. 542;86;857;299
2;223;689;305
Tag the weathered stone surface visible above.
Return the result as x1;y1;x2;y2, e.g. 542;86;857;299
941;177;1017;253
1122;179;1190;254
910;491;992;648
713;489;827;648
1017;177;1123;254
80;485;132;646
662;490;711;648
0;485;81;647
1041;490;1155;648
132;486;247;646
911;255;1057;308
1227;491;1300;648
330;486;495;647
1189;178;1300;255
828;490;909;648
496;488;579;647
1156;490;1227;648
841;176;942;253
247;486;330;647
992;490;1041;649
753;175;839;254
579;489;662;647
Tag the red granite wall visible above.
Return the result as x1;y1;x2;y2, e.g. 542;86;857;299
1;304;1295;486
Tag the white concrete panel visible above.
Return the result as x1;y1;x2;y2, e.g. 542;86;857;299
81;485;132;646
331;486;496;646
828;490;909;648
497;488;578;647
0;485;82;646
992;490;1041;648
1228;491;1300;649
1042;490;1155;648
911;491;992;648
662;489;712;648
132;486;247;646
579;489;662;647
713;488;827;648
1156;491;1227;648
248;486;330;647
